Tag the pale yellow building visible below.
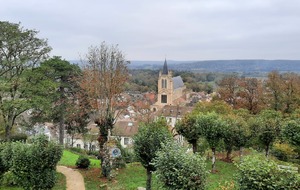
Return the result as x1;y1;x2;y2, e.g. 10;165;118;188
153;59;186;111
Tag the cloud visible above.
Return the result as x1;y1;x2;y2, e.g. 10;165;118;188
1;0;300;60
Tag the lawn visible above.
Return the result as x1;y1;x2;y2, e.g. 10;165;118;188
58;150;101;168
0;150;236;190
79;160;237;190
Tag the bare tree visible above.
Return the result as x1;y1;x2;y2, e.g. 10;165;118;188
80;42;129;177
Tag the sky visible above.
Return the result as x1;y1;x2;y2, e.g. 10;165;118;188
1;0;300;61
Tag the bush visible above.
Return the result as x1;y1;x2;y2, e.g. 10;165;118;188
116;139;136;164
8;135;63;190
10;133;28;143
0;143;13;174
69;147;86;154
154;141;207;190
1;171;17;186
236;154;300;189
111;156;126;169
87;150;99;158
76;155;90;169
271;143;297;161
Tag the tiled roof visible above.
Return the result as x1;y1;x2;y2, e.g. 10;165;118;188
172;76;184;89
111;120;139;137
156;105;193;118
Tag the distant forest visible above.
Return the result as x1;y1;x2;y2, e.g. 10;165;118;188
129;60;300;74
125;70;228;93
74;59;300;93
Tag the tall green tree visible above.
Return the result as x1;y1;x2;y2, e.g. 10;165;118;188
36;57;82;144
223;114;250;160
198;112;225;173
0;21;51;140
283;119;300;156
175;113;202;153
250;110;282;158
133;119;172;190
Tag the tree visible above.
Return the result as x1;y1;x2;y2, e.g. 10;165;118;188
64;80;91;147
32;57;82;144
281;73;300;113
154;141;207;190
198;112;225;172
265;71;284;111
283;119;300;156
193;100;233;115
0;21;51;140
237;78;264;114
80;42;129;177
250;110;282;158
175;113;202;153
223;114;250;161
133;119;172;190
217;75;239;108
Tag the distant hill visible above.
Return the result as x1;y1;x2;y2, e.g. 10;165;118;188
130;60;300;73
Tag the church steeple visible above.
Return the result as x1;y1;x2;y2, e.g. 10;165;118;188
162;59;168;75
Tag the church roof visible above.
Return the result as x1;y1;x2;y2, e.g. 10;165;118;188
172;76;184;89
162;59;168;75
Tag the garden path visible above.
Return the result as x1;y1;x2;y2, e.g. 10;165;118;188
57;166;85;190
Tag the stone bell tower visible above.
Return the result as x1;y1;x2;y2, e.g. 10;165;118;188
157;59;173;107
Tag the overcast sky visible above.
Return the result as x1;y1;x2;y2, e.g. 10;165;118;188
1;0;300;61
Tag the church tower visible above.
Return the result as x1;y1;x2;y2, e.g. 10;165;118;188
157;59;173;106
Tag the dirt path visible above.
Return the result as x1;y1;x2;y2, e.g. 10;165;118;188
57;166;85;190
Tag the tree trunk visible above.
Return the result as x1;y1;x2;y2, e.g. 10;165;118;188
212;147;216;173
226;147;232;161
59;86;65;145
71;134;74;147
239;147;244;162
146;168;152;190
5;114;17;141
265;144;270;158
5;124;11;141
59;116;65;145
192;141;197;153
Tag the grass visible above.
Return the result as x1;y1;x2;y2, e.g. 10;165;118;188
79;160;237;190
206;160;237;190
58;150;101;168
0;149;238;190
53;172;67;190
80;162;163;190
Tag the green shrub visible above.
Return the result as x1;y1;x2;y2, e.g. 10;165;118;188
87;150;99;158
236;154;300;190
69;147;86;154
1;171;17;186
154;141;207;190
271;143;297;161
116;140;136;164
111;157;126;169
9;135;63;190
76;155;90;169
0;142;13;173
10;133;28;142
